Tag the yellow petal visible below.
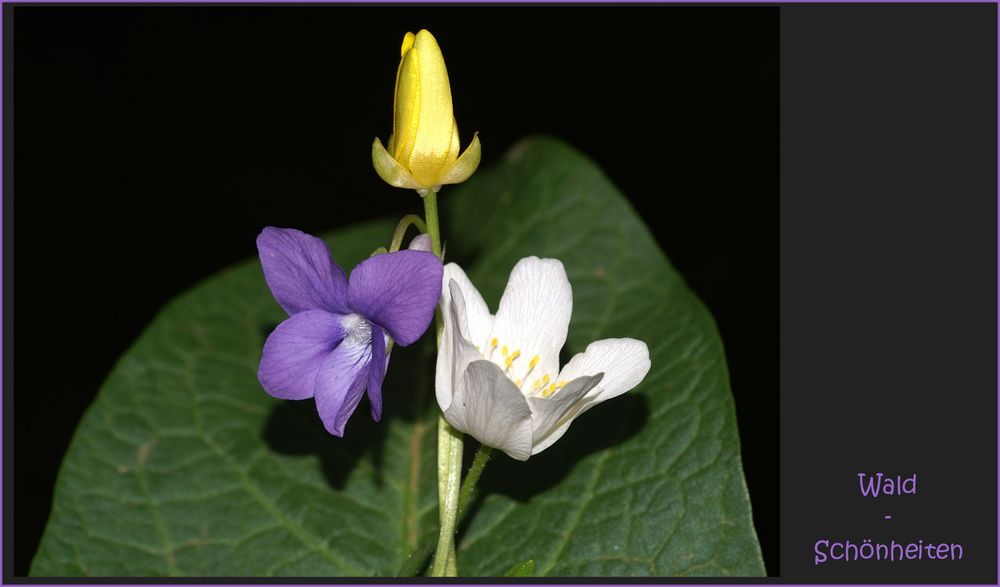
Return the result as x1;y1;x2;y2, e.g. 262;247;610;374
445;117;461;166
392;44;420;165
392;32;416;147
372;137;423;189
408;117;459;187
404;30;457;185
400;31;415;57
439;132;481;186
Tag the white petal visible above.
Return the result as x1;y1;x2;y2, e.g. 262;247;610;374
489;257;572;388
528;373;603;455
434;309;456;410
558;338;651;406
444;360;534;461
441;263;494;348
528;339;649;452
435;280;483;412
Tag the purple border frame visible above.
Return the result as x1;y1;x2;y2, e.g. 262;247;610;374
0;1;995;585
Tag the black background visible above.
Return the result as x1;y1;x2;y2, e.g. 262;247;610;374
8;6;778;578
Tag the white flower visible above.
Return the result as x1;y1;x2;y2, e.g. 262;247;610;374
435;257;651;461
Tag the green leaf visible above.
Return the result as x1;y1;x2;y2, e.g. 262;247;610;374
504;559;536;577
31;136;764;577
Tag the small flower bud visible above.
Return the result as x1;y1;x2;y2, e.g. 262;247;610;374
407;233;433;252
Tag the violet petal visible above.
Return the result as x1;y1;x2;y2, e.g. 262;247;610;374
257;227;350;316
367;323;387;422
347;250;443;346
313;339;372;436
258;310;345;400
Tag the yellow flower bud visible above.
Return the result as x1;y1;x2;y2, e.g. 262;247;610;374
373;30;481;195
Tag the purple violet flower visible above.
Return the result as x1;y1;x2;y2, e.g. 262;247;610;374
256;227;443;436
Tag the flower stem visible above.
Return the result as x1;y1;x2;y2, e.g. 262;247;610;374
389;214;429;253
432;415;463;576
423;188;463;577
458;445;492;515
394;444;492;576
422;190;443;258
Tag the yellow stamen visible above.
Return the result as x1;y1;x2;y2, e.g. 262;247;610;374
502;345;508;357
491;338;498;348
515;379;522;386
541;383;558;398
542;374;550;385
532;379;541;391
528;355;539;370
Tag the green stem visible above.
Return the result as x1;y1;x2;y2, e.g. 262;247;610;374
458;445;492;515
423;190;443;258
395;445;492;577
388;214;428;253
422;188;463;577
433;415;463;576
